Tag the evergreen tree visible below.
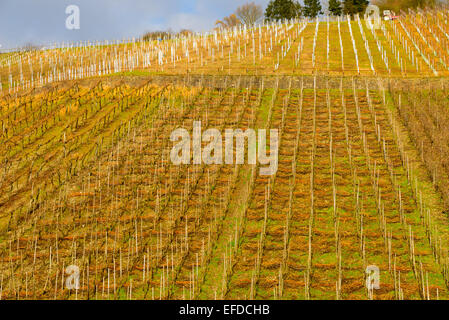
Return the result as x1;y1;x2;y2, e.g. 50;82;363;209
265;0;302;21
343;0;369;16
303;0;323;18
328;0;343;16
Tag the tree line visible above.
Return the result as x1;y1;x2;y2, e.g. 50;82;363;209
143;0;446;38
214;0;369;25
215;0;367;28
217;0;445;26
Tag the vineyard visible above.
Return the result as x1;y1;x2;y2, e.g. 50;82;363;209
1;6;449;301
2;7;449;96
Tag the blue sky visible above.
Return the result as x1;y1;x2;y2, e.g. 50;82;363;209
0;0;273;49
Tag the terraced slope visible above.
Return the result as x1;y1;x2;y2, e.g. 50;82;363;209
1;76;448;300
1;7;449;96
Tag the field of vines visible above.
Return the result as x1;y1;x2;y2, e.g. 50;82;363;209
1;7;449;96
0;73;449;300
389;80;449;210
1;2;449;301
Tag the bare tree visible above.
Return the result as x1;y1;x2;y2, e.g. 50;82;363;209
215;14;241;29
235;2;263;26
142;30;173;41
178;29;193;37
